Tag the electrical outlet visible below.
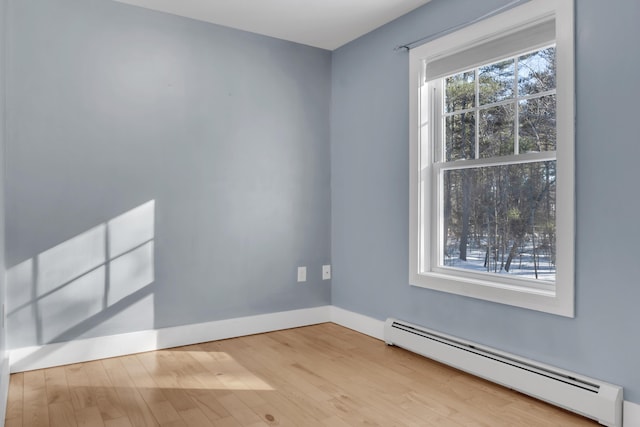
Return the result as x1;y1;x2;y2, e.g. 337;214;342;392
297;266;307;282
322;264;331;280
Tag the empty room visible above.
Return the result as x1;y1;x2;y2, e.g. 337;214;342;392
0;0;638;425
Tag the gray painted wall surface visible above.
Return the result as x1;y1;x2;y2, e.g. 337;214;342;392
331;0;640;403
0;0;7;362
5;0;331;348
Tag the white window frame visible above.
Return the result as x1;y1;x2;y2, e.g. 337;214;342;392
409;0;574;317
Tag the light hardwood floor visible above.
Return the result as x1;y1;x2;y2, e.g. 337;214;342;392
5;323;597;426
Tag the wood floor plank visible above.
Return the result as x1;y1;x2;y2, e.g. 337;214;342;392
104;417;134;427
157;420;187;427
6;372;24;425
252;391;326;427
219;334;342;421
134;352;197;413
65;363;96;410
101;357;159;427
182;388;231;422
119;355;165;403
22;370;49;427
44;367;71;405
48;400;78;427
176;407;214;427
216;393;267;426
222;349;336;422
211;416;244;427
146;401;182;427
118;354;182;426
228;333;349;402
220;337;333;404
174;345;269;413
75;406;105;427
81;359;127;421
320;415;353;427
3;418;22;427
7;324;599;427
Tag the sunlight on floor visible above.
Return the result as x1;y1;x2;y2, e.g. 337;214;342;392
127;349;275;391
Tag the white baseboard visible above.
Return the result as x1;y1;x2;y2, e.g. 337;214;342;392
625;401;640;427
9;305;387;373
9;305;331;372
329;306;385;340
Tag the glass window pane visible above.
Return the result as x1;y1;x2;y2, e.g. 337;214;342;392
441;161;556;282
445;112;476;161
479;103;515;158
479;59;514;105
445;71;475;113
518;47;556;96
519;94;556;153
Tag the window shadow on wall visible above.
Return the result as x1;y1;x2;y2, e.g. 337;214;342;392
6;200;156;366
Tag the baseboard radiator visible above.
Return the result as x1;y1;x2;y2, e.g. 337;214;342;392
384;318;623;427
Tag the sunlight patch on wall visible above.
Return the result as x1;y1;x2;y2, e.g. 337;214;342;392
109;241;154;306
6;200;156;348
108;201;155;258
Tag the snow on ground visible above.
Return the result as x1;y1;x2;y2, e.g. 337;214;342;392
443;245;555;282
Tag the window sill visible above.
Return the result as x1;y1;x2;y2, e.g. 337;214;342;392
410;271;573;317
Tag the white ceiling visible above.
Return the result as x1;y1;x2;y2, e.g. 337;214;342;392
112;0;432;50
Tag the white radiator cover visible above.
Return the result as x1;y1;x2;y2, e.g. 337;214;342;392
384;318;623;427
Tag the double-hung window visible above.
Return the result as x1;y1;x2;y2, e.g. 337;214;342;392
409;0;574;316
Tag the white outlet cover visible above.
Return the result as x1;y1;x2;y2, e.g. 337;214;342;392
322;265;331;280
297;266;307;282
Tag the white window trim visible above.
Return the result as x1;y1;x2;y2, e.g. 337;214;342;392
409;0;574;317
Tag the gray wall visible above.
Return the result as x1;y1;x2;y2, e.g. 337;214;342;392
331;0;640;403
5;0;331;348
0;0;7;362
